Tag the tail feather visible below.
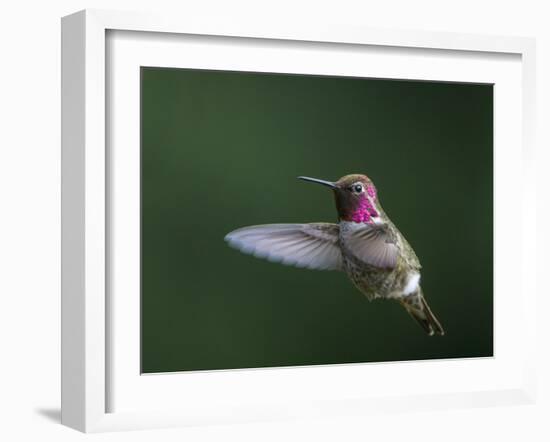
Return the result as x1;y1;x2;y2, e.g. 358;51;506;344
400;292;444;336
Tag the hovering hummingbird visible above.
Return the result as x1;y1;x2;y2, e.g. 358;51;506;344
225;174;444;336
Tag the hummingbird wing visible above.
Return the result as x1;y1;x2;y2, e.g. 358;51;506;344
346;224;399;270
224;223;342;270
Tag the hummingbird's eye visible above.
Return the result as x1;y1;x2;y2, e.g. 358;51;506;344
352;184;363;193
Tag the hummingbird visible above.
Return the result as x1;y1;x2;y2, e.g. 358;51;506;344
224;174;444;336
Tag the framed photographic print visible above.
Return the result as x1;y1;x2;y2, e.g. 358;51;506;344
61;9;537;432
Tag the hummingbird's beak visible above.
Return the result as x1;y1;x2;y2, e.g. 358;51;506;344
297;176;337;189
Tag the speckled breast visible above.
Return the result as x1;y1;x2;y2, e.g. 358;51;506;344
339;221;413;301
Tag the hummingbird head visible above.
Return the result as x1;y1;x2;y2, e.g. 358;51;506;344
298;174;381;224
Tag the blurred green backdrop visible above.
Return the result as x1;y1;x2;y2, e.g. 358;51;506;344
141;67;493;373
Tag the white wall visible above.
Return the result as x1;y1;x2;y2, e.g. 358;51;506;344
0;1;548;440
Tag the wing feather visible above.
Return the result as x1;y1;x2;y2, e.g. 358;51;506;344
224;223;342;271
346;224;399;269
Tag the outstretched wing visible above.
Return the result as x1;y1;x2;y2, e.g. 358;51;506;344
224;223;342;271
346;224;399;270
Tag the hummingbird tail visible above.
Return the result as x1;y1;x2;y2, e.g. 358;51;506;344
400;293;444;336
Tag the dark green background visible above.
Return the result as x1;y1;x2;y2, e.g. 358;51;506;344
141;67;493;373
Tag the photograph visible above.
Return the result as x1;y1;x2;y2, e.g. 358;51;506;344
140;66;493;374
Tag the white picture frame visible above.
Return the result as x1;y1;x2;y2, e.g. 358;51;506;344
61;9;537;433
